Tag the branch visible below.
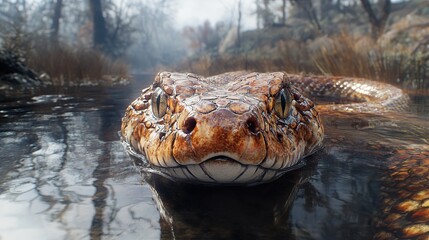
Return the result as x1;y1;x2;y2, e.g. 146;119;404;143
360;0;380;27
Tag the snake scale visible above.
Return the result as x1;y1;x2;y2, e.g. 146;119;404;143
121;72;428;239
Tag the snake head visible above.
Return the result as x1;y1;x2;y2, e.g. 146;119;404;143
121;72;324;185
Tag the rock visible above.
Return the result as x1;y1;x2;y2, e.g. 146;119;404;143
0;50;46;100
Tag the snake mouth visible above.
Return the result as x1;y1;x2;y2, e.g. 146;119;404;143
204;155;240;163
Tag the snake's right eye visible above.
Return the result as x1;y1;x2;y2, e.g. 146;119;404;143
274;88;292;119
151;88;168;118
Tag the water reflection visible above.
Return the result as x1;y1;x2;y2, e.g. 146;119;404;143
0;85;160;239
139;157;317;240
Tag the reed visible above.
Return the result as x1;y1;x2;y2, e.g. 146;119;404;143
178;32;428;89
26;42;129;86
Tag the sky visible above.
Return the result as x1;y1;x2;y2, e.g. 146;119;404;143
172;0;257;30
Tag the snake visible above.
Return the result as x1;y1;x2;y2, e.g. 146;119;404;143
120;71;429;238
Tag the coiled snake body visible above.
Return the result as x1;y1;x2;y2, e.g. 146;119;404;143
121;72;429;238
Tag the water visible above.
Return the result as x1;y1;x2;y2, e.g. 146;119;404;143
0;76;428;240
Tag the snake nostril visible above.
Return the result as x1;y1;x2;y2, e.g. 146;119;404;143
277;133;283;143
246;116;260;134
159;131;166;140
182;117;197;134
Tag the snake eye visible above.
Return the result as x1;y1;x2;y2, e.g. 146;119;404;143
274;88;291;119
151;88;168;118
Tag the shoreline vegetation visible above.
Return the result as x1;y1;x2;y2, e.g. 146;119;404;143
0;42;130;100
1;36;130;87
176;12;429;90
177;31;428;90
0;0;428;99
27;43;129;87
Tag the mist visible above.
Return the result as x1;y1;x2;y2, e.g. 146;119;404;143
1;0;428;89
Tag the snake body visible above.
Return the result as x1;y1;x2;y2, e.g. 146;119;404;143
120;71;409;185
121;72;429;238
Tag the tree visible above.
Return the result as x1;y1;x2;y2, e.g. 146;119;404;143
89;0;108;52
360;0;391;39
237;0;242;49
262;0;274;27
281;0;286;25
290;0;322;32
50;0;63;44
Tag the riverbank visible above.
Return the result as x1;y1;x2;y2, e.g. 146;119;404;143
176;11;429;90
0;42;130;100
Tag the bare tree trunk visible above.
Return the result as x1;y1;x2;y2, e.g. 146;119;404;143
50;0;62;45
256;0;261;29
291;0;322;32
89;0;108;52
282;0;286;25
262;0;272;27
360;0;391;39
237;0;242;50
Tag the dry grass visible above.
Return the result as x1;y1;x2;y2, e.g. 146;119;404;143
309;34;428;89
178;32;428;89
1;31;130;86
27;43;129;86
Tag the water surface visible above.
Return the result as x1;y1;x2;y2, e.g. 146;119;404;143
0;76;428;239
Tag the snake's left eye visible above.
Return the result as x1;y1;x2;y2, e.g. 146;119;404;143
151;88;168;118
274;89;291;119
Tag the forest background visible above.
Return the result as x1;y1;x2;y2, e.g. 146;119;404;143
0;0;428;89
